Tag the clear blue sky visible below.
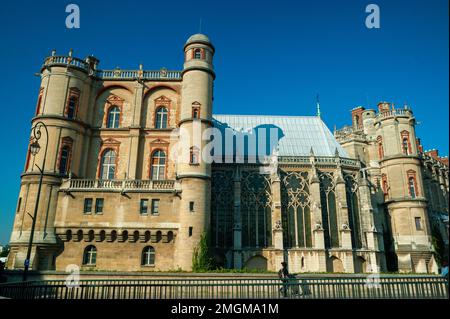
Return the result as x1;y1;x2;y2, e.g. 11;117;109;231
0;0;448;245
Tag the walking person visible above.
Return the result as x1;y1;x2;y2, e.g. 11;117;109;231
278;262;290;297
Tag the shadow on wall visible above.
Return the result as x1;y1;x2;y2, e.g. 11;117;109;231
212;119;285;164
326;256;344;273
244;255;268;271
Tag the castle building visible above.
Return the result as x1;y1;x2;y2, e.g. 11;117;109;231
7;34;449;273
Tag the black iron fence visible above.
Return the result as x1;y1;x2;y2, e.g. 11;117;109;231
0;276;447;299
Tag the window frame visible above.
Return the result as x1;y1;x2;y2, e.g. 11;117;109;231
414;217;422;230
100;149;117;180
377;136;384;159
65;88;80;120
151;199;160;215
59;145;71;175
155;106;169;129
190;146;200;165
84;198;93;214
141;246;155;266
407;170;419;198
400;130;412;155
140;199;149;215
95;198;104;214
106;105;121;128
150;150;166;180
83;245;97;266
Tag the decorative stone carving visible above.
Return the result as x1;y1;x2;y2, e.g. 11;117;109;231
273;220;282;231
314;221;323;230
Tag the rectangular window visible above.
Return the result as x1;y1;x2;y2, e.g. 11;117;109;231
84;198;93;214
151;199;160;215
415;217;422;230
189;227;193;237
95;198;104;214
140;199;148;215
189;201;195;212
17;197;22;212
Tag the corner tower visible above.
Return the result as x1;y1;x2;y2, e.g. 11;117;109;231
174;34;215;270
374;102;435;272
8;50;95;270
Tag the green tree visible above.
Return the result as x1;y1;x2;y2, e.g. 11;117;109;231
0;245;10;258
431;227;445;268
192;232;214;272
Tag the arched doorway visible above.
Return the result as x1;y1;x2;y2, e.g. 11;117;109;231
354;256;367;273
327;256;344;273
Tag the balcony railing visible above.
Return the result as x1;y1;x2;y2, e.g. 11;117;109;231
42;55;182;81
60;179;179;192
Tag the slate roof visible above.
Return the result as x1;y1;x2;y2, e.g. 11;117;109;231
212;115;348;157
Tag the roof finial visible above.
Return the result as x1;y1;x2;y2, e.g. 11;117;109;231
316;94;321;118
335;147;340;157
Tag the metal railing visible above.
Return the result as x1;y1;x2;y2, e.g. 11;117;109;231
0;276;447;299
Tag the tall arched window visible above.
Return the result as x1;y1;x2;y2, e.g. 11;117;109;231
400;131;411;155
151;150;166;180
67;95;77;119
402;138;409;155
83;245;97;265
377;136;384;159
142;246;155;266
155;107;168;129
107;106;120;128
59;146;71;175
100;149;116;180
319;173;339;248
381;174;389;200
35;88;43;115
408;177;417;198
190;146;199;165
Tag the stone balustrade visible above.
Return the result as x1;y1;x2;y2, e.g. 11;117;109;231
278;156;360;168
43;55;182;81
60;179;179;192
376;108;412;119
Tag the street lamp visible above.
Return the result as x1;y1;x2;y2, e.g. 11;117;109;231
23;121;48;281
